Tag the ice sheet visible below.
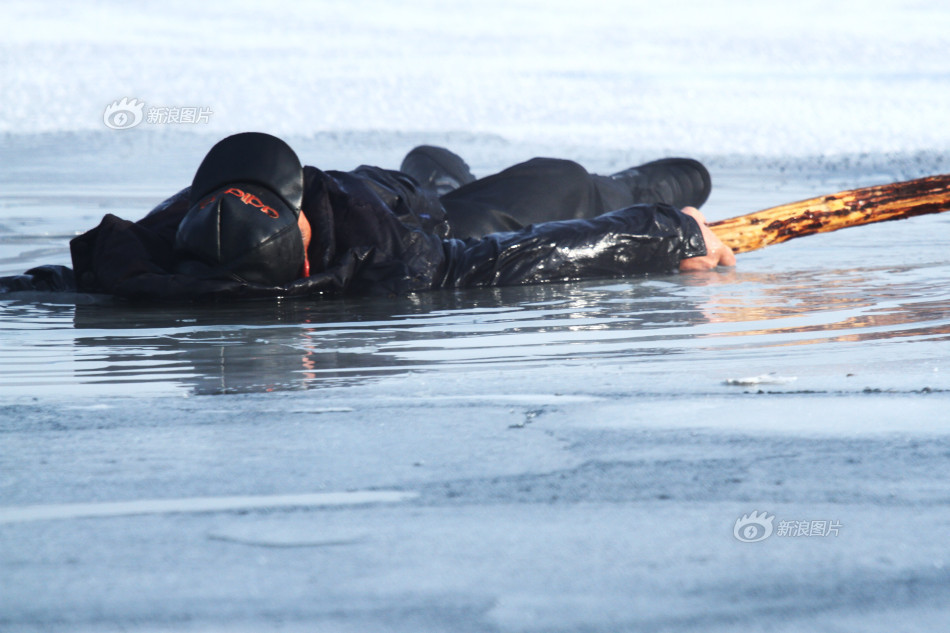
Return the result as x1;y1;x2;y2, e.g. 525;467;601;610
3;2;950;631
3;0;950;155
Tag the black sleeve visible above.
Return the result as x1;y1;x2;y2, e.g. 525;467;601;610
438;203;707;288
348;165;449;238
0;265;76;293
309;169;448;296
69;188;191;293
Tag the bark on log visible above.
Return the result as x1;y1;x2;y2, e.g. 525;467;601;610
709;174;950;254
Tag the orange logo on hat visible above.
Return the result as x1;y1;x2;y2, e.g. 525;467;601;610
197;187;280;219
223;187;280;218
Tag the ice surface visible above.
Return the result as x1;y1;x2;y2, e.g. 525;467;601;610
3;0;950;156
0;491;417;524
724;373;798;386
3;1;950;631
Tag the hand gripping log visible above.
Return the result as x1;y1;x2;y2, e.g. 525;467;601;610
708;174;950;254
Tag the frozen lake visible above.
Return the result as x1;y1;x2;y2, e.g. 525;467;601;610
3;1;950;631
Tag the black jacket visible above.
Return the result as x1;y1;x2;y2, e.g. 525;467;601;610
18;165;706;301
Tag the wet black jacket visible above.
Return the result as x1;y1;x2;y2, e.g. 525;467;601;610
19;165;706;301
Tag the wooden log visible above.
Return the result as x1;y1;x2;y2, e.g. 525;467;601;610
708;174;950;254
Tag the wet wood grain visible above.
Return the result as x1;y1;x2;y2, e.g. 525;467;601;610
710;174;950;254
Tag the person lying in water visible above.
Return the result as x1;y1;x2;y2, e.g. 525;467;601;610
2;132;735;300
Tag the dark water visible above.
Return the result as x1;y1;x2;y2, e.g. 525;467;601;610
3;262;950;399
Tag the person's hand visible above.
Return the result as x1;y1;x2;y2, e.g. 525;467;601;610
679;206;736;271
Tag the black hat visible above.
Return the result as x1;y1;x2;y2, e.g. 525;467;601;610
175;132;305;286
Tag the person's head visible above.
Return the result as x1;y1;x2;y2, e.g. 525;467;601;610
174;132;309;285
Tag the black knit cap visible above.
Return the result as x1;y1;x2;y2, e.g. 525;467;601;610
175;132;305;286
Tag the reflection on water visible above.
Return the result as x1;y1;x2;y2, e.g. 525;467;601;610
2;260;950;397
